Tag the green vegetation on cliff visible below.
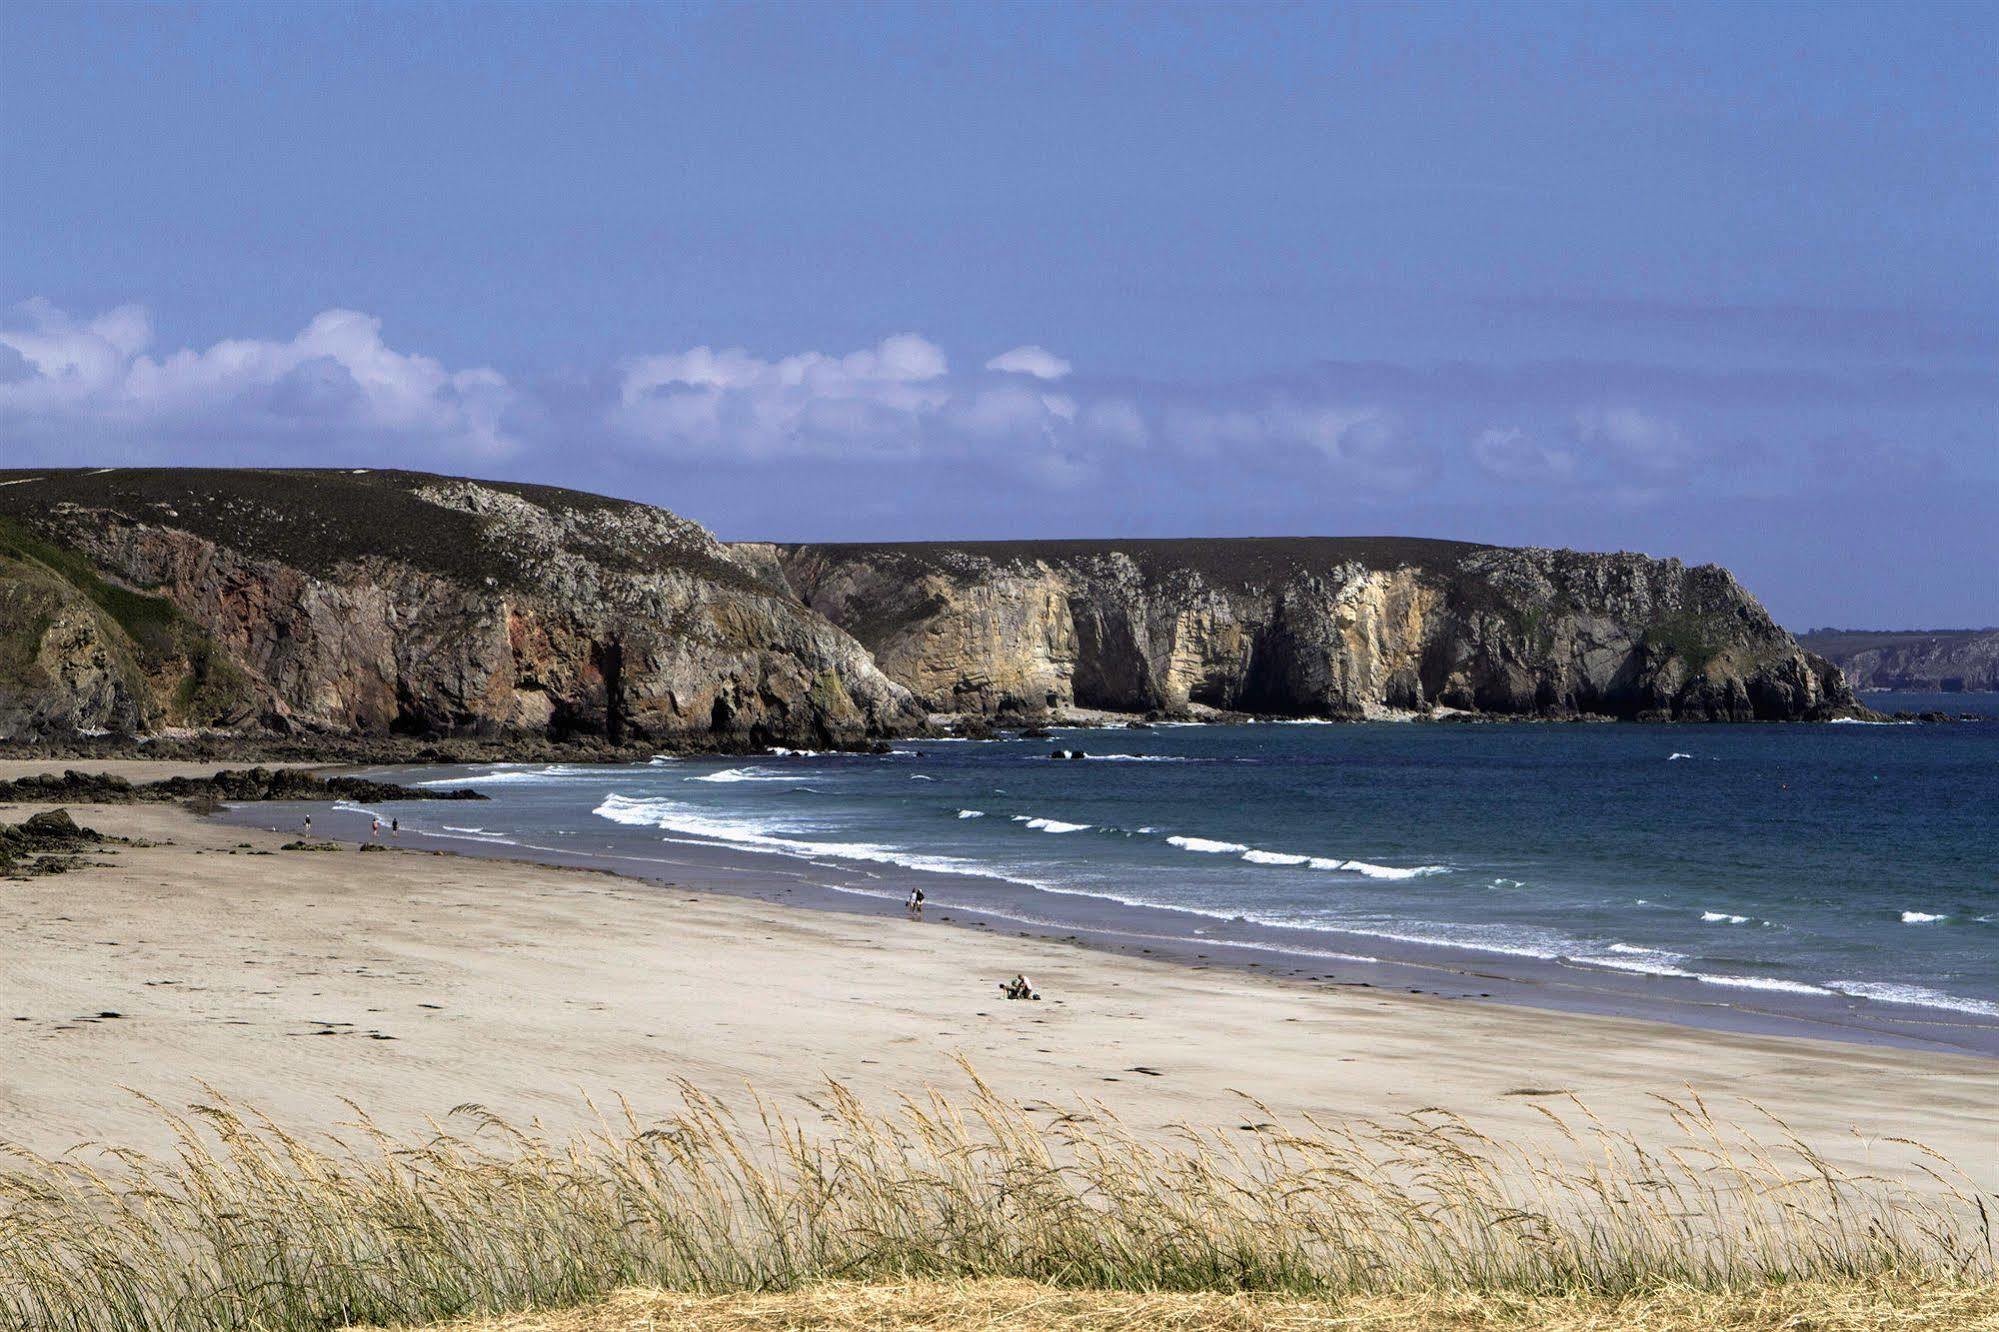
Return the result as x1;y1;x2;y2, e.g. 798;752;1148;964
0;516;256;729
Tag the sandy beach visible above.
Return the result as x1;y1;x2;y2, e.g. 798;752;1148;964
2;760;1992;1190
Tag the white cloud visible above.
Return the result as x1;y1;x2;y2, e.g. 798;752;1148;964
614;334;954;461
946;383;1071;439
1573;406;1697;475
1081;398;1148;447
1471;426;1579;482
611;334;1110;484
0;300;516;455
1160;401;1422;486
984;344;1072;380
0;306;1516;499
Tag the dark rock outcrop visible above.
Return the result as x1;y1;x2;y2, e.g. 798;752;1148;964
0;808;115;877
0;469;921;745
0;767;485;805
764;539;1856;722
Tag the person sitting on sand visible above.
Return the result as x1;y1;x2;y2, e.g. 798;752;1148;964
1000;973;1040;1001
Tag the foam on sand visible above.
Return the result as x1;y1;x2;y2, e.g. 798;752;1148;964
1579;952;1832;996
1825;980;1999;1018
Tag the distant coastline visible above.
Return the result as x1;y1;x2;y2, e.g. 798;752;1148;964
1798;628;1999;694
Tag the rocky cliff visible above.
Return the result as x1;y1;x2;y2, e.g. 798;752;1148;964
764;538;1856;722
1796;629;1999;693
0;470;1859;742
0;469;921;745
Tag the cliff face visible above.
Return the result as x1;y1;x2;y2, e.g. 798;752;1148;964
1796;629;1999;693
0;552;156;738
0;470;921;744
0;470;1858;742
766;538;1856;722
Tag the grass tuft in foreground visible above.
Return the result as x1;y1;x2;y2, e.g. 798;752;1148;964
373;1277;1999;1332
2;1072;1991;1331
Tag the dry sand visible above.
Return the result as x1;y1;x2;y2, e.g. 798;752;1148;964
1;761;1992;1187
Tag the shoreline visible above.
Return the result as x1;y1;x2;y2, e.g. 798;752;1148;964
2;760;1992;1202
216;791;1999;1060
8;744;1992;1060
3;682;1987;772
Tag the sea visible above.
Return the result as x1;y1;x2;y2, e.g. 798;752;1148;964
226;691;1999;1056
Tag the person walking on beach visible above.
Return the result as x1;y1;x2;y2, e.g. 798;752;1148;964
906;887;925;917
390;817;399;836
371;816;380;839
302;814;312;833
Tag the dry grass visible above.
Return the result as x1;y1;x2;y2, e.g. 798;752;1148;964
384;1277;1999;1332
2;1069;1991;1331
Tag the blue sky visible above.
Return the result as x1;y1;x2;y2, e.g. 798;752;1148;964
2;1;1993;626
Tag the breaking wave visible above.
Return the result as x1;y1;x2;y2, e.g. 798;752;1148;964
1053;753;1197;763
1012;815;1091;833
592;793;1040;887
1166;834;1445;879
1167;836;1249;854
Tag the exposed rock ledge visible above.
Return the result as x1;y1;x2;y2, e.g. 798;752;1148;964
761;538;1856;722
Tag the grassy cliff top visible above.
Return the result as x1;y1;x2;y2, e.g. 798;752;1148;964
1797;628;1997;655
776;535;1495;586
0;468;746;589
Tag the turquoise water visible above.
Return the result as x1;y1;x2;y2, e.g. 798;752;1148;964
301;693;1997;1047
